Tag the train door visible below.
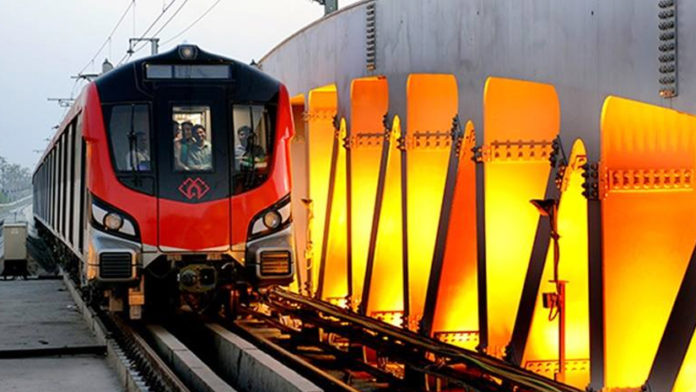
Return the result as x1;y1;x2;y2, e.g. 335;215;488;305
155;86;231;252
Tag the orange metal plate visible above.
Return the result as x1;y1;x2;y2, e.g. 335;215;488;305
482;76;560;356
363;116;403;325
404;74;459;329
349;77;389;307
429;121;479;350
600;96;696;389
306;85;338;294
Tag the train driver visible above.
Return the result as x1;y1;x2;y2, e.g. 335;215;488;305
186;125;212;170
234;125;266;170
124;131;151;171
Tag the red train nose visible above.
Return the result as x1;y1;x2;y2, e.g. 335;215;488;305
157;197;230;251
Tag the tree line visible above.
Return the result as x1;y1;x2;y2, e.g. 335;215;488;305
0;156;32;203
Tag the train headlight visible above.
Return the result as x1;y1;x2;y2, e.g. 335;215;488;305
104;212;124;231
91;195;139;240
178;45;198;60
249;195;291;238
263;211;282;230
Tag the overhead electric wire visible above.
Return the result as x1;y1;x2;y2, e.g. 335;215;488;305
161;0;223;46
55;1;136;131
118;0;190;59
151;0;191;40
130;0;178;47
55;1;138;141
116;0;178;66
76;0;135;76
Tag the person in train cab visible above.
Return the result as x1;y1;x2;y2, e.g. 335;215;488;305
124;131;151;171
186;125;212;170
172;120;186;170
173;121;181;137
175;121;194;169
234;125;266;169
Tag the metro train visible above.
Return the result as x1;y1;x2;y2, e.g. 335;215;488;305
32;45;296;319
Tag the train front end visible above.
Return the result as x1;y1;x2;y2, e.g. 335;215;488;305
84;45;295;318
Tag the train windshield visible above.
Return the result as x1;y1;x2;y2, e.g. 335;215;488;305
105;104;152;172
172;106;213;172
232;105;273;193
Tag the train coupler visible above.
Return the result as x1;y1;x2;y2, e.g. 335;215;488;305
106;290;124;312
128;278;145;319
178;264;217;293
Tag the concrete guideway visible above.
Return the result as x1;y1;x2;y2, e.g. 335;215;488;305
62;261;322;392
149;315;322;392
147;325;235;392
0;279;121;391
62;269;192;392
204;323;321;392
147;322;322;392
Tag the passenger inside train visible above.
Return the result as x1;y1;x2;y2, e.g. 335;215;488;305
233;105;268;172
186;125;212;170
173;106;212;171
124;131;151;171
235;125;266;169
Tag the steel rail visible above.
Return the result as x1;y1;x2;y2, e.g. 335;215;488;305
232;318;360;392
107;314;192;392
268;287;583;392
231;308;417;391
61;267;190;392
249;313;410;389
234;311;468;392
268;298;502;392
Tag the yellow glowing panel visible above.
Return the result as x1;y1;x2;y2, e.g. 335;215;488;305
430;121;479;350
307;85;338;295
364;116;403;324
290;94;305;106
405;74;459;330
289;95;307;294
483;77;560;357
522;140;589;388
349;77;389;308
674;329;696;392
320;119;348;303
601;96;696;389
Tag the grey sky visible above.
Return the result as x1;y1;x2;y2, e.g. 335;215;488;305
0;0;359;170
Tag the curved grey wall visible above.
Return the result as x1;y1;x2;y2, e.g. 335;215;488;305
260;0;696;160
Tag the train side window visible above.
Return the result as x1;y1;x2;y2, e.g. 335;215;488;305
232;105;270;176
105;104;152;172
172;105;213;172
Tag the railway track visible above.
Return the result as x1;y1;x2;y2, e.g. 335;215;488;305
63;272;239;391
63;266;582;392
233;287;584;392
63;271;192;392
64;270;320;392
231;317;403;392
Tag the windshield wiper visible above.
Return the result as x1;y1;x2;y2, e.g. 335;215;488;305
127;104;141;185
243;134;259;188
243;107;258;188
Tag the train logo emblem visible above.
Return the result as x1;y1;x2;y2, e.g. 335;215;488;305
178;177;210;200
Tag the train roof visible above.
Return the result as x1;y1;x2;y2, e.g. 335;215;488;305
96;44;282;103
